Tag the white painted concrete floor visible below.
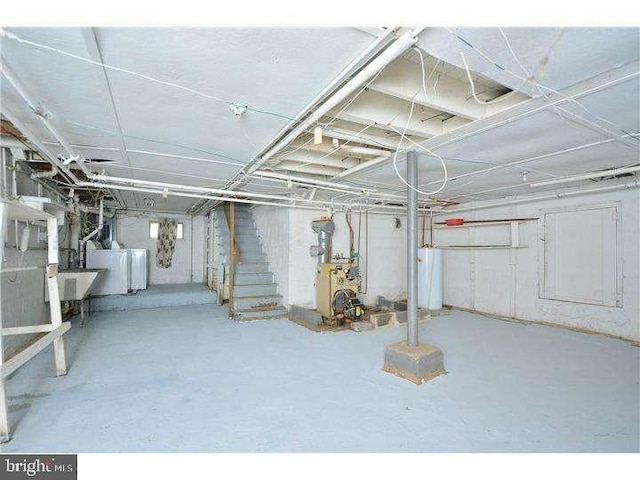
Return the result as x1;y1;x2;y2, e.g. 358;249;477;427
1;305;638;453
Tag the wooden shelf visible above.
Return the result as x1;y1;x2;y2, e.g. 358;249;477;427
6;201;53;222
434;219;531;249
433;219;537;229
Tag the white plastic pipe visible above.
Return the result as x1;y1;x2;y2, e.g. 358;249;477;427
435;181;640;214
529;166;640;187
251;170;365;192
80;182;434;213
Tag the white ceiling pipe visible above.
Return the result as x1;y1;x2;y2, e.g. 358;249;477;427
246;31;418;174
86;174;416;210
435;181;640;215
251;170;365;192
80;182;433;213
293;139;390;158
250;170;409;201
333;155;390;179
250;171;388;196
347;146;391;157
529;166;640;188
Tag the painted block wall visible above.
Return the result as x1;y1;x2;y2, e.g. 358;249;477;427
115;213;205;285
433;188;640;342
253;206;408;309
252;205;290;305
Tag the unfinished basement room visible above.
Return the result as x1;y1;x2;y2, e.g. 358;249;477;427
0;15;639;473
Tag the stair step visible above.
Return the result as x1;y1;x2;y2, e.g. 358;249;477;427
234;272;273;285
216;238;262;253
221;253;267;263
233;306;288;321
233;294;282;310
234;262;270;274
215;231;257;238
214;221;256;230
233;283;278;296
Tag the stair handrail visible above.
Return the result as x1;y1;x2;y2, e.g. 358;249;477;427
223;203;242;265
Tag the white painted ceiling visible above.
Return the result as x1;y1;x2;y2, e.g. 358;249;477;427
1;26;638;212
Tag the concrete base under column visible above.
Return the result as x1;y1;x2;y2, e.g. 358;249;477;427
383;341;446;385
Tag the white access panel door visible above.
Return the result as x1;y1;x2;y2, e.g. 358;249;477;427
86;249;130;295
542;204;621;307
129;249;148;290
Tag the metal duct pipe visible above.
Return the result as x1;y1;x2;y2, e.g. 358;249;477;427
406;151;419;347
31;165;59;179
311;219;335;265
79;197;104;266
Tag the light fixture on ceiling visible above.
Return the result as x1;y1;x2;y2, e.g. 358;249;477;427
162;187;169;199
521;171;529;183
314;126;323;145
230;103;247;117
144;197;154;208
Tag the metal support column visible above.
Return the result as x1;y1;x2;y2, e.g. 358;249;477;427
406;151;418;347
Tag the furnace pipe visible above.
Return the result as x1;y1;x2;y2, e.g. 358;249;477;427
79;197;104;266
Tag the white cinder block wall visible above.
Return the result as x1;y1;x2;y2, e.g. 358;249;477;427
433;188;639;342
252;205;291;305
115;213;205;285
253;206;408;309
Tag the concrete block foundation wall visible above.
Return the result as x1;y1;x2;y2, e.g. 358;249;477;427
252;206;408;309
433;188;639;342
115;212;206;285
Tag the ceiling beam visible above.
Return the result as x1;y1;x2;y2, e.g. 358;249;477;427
323;122;418;150
330;89;471;138
369;57;482;120
279;151;360;169
287;137;391;159
353;60;640;180
275;161;344;176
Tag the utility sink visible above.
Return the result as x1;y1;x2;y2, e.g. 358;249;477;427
44;269;106;302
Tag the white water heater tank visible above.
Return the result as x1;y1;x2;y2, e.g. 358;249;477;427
417;248;443;310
